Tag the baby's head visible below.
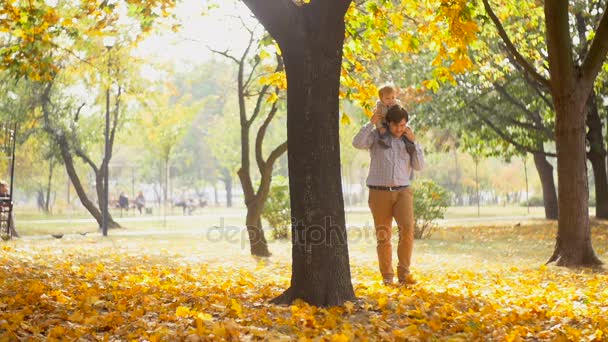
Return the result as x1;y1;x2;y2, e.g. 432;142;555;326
378;85;397;107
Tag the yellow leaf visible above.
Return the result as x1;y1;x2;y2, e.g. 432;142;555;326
197;312;213;321
331;333;349;342
229;299;243;317
176;306;193;317
341;113;351;125
267;93;279;104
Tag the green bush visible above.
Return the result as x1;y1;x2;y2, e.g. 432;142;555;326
412;179;450;239
520;196;544;207
262;176;291;240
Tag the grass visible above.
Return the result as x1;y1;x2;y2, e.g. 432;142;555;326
12;205;560;237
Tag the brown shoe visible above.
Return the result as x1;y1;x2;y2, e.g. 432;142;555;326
398;274;416;285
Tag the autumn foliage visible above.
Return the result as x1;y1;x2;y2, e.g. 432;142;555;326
1;221;608;340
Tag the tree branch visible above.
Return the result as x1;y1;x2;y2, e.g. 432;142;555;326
255;93;279;174
107;85;122;164
73;146;100;174
544;0;576;95
482;0;551;90
491;82;553;138
579;2;608;91
208;48;240;64
471;103;556;157
241;0;299;45
267;141;288;169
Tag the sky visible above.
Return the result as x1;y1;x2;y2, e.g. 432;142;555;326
134;0;260;73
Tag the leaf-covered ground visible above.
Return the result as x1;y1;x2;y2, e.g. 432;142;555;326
1;220;608;341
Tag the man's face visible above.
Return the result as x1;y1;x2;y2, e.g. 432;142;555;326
0;185;8;195
380;92;396;107
388;119;407;137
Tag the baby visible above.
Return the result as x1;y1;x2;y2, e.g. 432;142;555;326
374;86;414;152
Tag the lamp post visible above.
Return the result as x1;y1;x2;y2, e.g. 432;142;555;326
102;37;116;236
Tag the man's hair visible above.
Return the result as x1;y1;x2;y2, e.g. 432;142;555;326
385;106;409;124
378;85;396;98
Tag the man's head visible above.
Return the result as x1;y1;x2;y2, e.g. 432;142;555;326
385;106;409;138
378;85;397;107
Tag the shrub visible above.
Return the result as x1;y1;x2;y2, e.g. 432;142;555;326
520;196;544;207
412;179;450;239
262;176;291;240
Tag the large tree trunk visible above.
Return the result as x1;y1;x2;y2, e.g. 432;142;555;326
251;2;355;306
532;151;558;219
544;1;604;266
585;92;608;219
547;94;600;265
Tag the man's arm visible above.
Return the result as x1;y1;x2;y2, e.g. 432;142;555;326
353;113;383;150
402;126;424;171
352;122;376;150
410;143;425;171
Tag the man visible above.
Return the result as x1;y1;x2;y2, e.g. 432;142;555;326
0;180;19;238
352;105;425;285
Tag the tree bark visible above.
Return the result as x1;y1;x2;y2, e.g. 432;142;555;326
243;0;356;306
213;183;219;206
585;91;608;219
243;195;270;256
221;168;232;207
45;158;54;214
56;134;120;229
532;152;558;219
544;1;605;266
41;84;121;229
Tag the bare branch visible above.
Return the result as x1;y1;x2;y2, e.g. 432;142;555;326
208;48;240;64
267;141;288;169
255;91;279;173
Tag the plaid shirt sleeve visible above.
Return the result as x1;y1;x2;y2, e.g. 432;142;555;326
352;123;376;150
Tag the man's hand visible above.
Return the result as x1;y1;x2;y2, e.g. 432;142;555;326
403;127;416;142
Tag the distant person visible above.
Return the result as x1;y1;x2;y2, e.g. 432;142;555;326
353;106;424;286
118;192;129;214
0;180;19;238
135;191;145;214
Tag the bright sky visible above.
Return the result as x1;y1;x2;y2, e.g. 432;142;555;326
134;0;259;72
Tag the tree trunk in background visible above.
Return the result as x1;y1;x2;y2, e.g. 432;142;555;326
221;168;232;207
44;158;54;214
533;151;558;219
213;183;219;206
585;92;608;219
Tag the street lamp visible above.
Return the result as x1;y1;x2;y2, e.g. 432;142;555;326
102;36;116;236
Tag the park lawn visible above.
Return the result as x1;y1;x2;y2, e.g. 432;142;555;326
12;205;554;237
1;220;608;341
